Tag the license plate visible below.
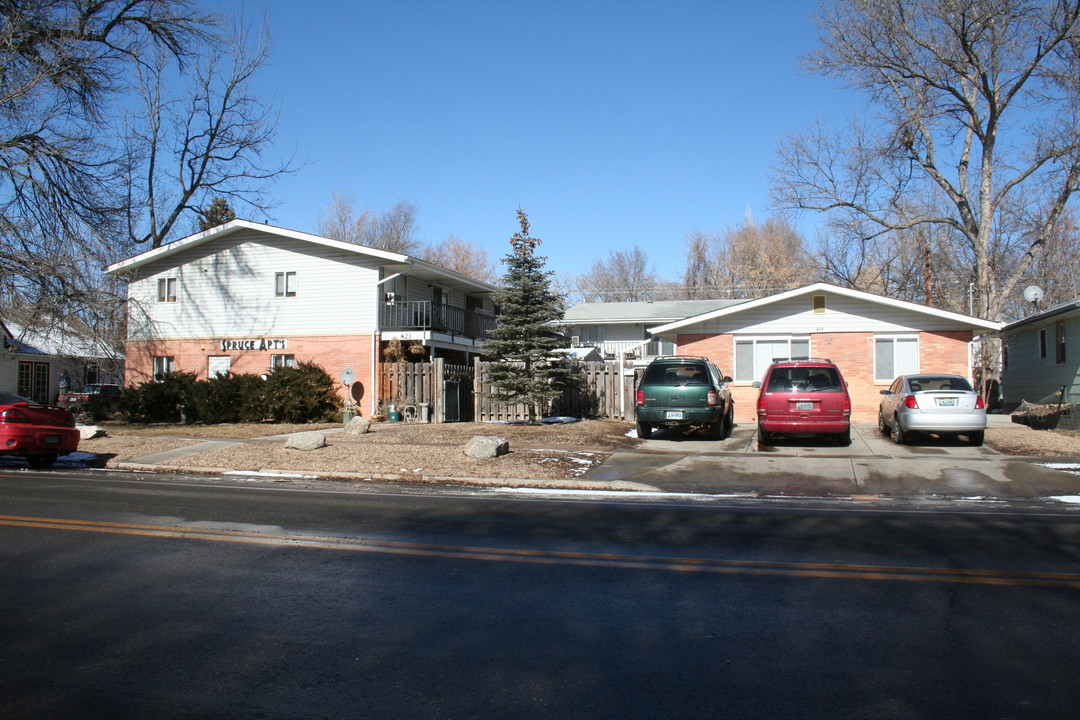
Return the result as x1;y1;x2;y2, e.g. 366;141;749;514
665;411;684;420
795;401;813;410
938;398;956;407
43;434;60;445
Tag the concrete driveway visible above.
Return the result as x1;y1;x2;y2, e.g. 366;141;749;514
585;415;1080;501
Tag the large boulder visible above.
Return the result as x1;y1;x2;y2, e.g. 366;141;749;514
343;415;371;435
285;431;327;451
463;435;509;460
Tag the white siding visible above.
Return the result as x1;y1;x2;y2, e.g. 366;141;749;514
126;229;381;340
689;293;963;335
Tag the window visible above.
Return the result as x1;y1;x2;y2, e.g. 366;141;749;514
812;295;826;313
575;325;606;345
1056;321;1067;364
275;271;297;298
874;336;919;381
272;354;295;370
17;361;49;403
734;337;811;382
208;356;232;378
157;277;177;302
645;332;675;357
153;356;175;381
1039;328;1047;360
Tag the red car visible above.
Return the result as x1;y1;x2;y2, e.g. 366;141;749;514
0;392;80;468
753;358;852;446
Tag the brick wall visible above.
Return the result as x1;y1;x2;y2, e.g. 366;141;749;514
125;334;376;412
678;330;973;423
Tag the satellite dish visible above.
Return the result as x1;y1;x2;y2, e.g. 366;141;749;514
1022;285;1044;306
341;368;355;385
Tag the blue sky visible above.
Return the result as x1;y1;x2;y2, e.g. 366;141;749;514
218;0;853;280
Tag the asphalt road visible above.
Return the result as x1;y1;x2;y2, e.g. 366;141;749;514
3;468;1080;719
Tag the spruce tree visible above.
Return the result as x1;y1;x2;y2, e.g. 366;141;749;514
483;210;578;422
198;197;237;231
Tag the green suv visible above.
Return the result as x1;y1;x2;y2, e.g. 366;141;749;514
635;356;734;440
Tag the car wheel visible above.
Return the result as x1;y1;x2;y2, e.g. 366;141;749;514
968;430;984;446
758;429;773;446
891;417;908;445
26;453;58;469
878;410;890;435
636;421;652;440
837;428;852;446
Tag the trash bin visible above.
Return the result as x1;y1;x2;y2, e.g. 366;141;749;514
387;408;402;422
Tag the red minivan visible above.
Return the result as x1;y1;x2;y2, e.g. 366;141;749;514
753;358;851;446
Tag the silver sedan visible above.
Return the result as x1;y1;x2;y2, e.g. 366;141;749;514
878;374;987;446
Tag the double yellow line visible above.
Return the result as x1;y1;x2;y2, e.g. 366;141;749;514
4;514;1080;588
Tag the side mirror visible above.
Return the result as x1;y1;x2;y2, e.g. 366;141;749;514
752;381;761;389
723;376;733;383
880;389;891;395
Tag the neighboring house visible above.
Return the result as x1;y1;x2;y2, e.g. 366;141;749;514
0;320;124;404
555;299;746;363
644;283;1002;423
996;297;1080;411
104;219;497;415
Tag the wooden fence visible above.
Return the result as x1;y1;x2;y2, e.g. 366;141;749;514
378;359;629;422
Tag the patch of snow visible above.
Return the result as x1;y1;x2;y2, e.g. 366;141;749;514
1040;463;1080;476
1048;495;1080;504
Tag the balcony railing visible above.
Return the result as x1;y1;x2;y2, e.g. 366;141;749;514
381;301;496;341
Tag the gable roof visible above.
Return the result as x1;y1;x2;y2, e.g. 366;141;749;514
650;282;1002;334
558;299;747;325
104;219;498;292
3;322;122;359
997;297;1080;335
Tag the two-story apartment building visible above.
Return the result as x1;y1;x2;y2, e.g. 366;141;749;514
105;220;497;415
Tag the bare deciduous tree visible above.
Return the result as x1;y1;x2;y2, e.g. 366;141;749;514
1;0;211;321
422;234;497;282
682;217;811;298
578;246;657;302
772;0;1080;320
124;19;296;249
365;200;422;255
317;191;371;244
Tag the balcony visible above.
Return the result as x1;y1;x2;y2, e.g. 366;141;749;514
381;301;496;341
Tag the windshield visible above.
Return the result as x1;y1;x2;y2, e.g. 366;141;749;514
642;364;710;386
0;392;35;405
765;367;842;393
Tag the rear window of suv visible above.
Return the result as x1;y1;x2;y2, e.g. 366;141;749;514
764;366;842;392
641;363;711;386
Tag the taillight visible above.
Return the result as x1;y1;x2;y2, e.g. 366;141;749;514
757;395;767;416
636;389;644;407
707;390;717;406
976;395;985;409
904;395;919;409
843;394;851;417
0;408;29;423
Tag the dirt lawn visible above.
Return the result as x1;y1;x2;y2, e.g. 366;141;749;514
81;420;640;481
76;419;1080;482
